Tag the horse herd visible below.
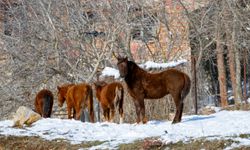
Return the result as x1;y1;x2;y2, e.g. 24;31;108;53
34;56;191;124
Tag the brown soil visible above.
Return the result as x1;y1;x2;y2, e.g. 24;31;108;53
0;135;103;150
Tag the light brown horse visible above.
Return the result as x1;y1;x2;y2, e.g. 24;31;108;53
57;83;94;122
35;89;54;118
116;56;191;124
94;81;124;123
57;83;75;117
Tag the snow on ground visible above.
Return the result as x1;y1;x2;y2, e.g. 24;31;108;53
101;59;188;78
1;110;250;149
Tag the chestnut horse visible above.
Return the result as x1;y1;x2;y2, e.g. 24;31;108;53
34;89;54;118
94;81;124;123
57;83;94;122
117;57;191;124
57;83;75;117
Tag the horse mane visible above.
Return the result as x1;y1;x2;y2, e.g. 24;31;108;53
125;61;147;85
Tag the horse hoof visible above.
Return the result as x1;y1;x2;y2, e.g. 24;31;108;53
142;118;148;124
172;120;179;124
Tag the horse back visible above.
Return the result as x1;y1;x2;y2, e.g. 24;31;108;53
101;82;123;103
141;69;189;99
67;83;92;108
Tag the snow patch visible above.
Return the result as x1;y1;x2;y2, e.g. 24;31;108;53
1;111;250;149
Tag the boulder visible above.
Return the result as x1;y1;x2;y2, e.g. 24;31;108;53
198;106;217;115
12;106;42;127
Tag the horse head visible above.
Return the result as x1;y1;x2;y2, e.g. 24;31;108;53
117;56;128;78
94;81;107;100
57;86;66;107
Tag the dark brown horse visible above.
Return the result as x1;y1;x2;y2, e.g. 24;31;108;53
57;83;94;122
117;57;191;124
94;81;124;123
34;89;54;118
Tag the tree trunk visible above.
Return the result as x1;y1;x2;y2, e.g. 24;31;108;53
226;35;238;104
224;3;239;105
191;56;198;114
216;13;228;107
232;9;243;104
243;49;248;103
235;49;243;102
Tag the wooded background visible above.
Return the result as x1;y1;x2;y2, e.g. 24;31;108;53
0;0;249;122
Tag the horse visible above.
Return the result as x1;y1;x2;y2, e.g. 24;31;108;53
116;56;191;124
94;81;124;123
57;83;94;122
57;83;75;117
34;89;54;118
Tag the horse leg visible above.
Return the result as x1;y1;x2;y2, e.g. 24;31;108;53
66;97;73;119
75;108;81;120
107;108;110;122
119;107;124;124
73;109;76;119
110;105;115;123
178;101;184;122
134;100;141;123
139;100;147;124
103;108;108;122
67;107;72;119
172;93;182;124
67;106;72;119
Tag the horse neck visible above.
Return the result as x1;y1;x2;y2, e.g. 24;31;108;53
125;61;146;84
61;85;73;99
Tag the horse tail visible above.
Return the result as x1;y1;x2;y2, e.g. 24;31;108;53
115;84;124;123
43;93;53;118
115;85;124;111
181;73;191;101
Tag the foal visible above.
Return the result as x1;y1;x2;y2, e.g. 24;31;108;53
35;89;54;118
94;81;124;123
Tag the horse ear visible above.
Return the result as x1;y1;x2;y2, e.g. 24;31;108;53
57;86;61;91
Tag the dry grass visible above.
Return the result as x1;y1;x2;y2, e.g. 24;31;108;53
0;135;103;150
222;103;250;111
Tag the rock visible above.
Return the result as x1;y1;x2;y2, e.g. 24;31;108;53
198;106;217;115
12;106;42;127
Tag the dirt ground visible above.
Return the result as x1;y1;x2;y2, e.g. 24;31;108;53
0;135;102;150
1;135;250;150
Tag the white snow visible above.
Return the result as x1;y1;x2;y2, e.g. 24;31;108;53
101;67;120;79
1;110;250;149
139;59;187;70
101;59;188;78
